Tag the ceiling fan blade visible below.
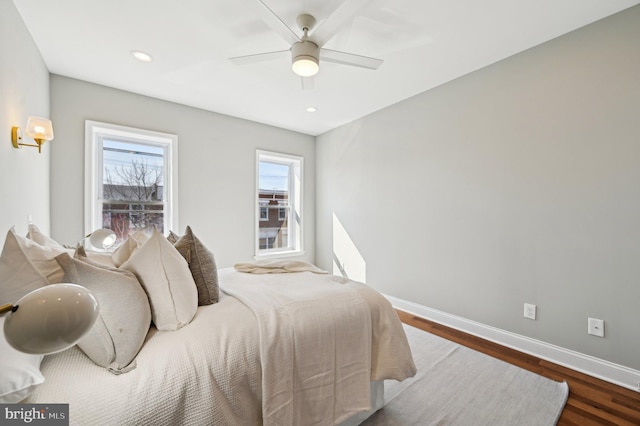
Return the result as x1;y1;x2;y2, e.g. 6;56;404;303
238;0;300;45
311;0;373;47
301;76;315;90
229;50;289;65
320;48;383;70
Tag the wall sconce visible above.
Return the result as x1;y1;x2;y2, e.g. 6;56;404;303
11;116;54;153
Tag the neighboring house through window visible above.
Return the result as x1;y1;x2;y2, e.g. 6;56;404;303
85;121;178;243
256;150;303;257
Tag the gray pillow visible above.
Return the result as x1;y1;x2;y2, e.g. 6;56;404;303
166;230;180;244
171;226;219;305
55;252;151;374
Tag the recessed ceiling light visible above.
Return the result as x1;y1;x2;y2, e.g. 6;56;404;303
130;50;153;63
306;106;317;113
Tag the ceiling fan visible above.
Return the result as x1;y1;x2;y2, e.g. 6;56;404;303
230;0;383;87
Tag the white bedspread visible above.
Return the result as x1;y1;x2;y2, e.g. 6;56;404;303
28;293;263;425
27;269;416;426
220;268;416;426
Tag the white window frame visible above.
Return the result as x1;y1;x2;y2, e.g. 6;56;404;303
85;120;179;236
255;150;303;258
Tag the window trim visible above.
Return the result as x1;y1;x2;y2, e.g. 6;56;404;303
84;120;179;236
255;150;303;258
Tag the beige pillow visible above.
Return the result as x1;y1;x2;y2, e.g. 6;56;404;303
26;223;65;248
85;251;117;268
12;229;68;284
171;226;219;305
75;245;119;268
0;228;51;303
56;251;151;374
26;224;117;267
112;228;152;267
121;228;197;331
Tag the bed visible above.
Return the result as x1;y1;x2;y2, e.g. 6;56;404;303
1;225;416;425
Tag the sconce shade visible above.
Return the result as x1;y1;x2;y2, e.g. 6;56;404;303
25;116;54;142
3;284;99;355
11;116;54;153
88;228;117;250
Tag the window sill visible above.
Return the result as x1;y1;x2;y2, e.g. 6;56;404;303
254;249;306;260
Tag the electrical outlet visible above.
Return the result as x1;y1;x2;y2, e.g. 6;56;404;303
524;303;536;320
588;318;605;337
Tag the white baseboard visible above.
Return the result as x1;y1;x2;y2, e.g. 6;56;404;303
385;294;640;392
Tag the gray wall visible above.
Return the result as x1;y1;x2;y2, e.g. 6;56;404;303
0;0;50;235
50;76;315;268
316;6;640;370
7;0;638;373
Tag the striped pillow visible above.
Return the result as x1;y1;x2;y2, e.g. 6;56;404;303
170;226;219;305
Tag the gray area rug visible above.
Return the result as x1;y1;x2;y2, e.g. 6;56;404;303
363;325;569;425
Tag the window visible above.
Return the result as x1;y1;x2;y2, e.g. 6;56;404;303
259;206;269;221
85;121;178;243
256;150;303;257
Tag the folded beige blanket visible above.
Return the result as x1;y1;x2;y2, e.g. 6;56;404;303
233;259;327;274
219;267;416;426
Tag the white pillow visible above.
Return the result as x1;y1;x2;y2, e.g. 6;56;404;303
0;228;50;303
112;228;152;267
0;317;45;403
56;251;151;374
121;228;197;331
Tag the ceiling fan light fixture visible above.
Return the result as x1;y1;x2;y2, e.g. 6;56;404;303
292;56;319;77
291;41;320;77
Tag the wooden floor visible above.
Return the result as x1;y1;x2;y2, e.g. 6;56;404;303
397;311;640;426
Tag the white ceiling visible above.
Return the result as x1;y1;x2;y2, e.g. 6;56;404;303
13;0;640;136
